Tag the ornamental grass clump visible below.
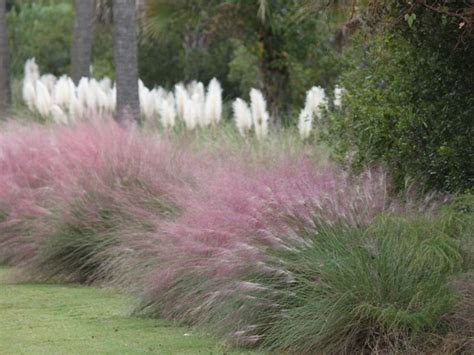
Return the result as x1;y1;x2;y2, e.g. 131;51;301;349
23;121;199;284
131;160;395;331
0;119;201;284
0;124;64;265
260;213;466;354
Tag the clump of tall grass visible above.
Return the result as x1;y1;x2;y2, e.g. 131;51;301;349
0;119;201;282
260;213;466;354
0;123;64;265
130;162;395;322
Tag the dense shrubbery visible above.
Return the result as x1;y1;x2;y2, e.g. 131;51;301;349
0;120;472;353
325;4;474;192
7;2;73;76
7;2;115;80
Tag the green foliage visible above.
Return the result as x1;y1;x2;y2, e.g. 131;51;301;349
92;24;115;80
325;30;474;192
138;32;184;89
227;40;260;100
438;194;474;270
142;0;343;115
262;212;468;353
7;2;114;80
33;197;123;284
7;2;74;76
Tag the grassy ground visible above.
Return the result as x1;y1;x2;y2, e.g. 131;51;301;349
0;268;256;354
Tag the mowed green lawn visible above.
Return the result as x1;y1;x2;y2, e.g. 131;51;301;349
0;268;257;354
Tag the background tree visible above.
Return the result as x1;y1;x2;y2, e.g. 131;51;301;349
113;0;140;124
324;0;474;192
70;0;94;84
0;0;11;115
143;0;332;126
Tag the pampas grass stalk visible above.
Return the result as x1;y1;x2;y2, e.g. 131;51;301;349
298;86;327;140
205;78;223;125
250;88;269;140
232;98;252;137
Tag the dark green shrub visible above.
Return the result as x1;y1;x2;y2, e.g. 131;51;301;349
7;2;114;80
7;3;74;76
325;8;474;192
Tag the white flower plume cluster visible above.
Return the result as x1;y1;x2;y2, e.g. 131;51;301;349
22;59;343;141
23;58;116;124
232;88;269;140
298;86;328;140
21;58;223;129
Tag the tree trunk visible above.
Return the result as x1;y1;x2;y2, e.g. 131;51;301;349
70;0;94;84
113;0;140;125
0;0;11;116
261;62;289;128
259;26;289;128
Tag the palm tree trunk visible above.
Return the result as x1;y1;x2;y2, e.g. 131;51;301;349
0;0;11;116
70;0;94;84
113;0;140;125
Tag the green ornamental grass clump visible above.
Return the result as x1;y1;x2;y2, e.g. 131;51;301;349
260;212;468;354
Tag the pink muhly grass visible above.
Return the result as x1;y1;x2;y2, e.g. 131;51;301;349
0;123;65;265
132;156;398;338
0;119;202;276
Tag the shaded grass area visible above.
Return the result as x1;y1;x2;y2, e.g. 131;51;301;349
0;268;256;354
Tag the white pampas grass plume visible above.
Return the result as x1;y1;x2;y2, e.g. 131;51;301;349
232;98;252;137
160;99;176;130
186;81;207;127
174;83;187;120
151;87;167;115
99;77;112;92
186;80;201;98
96;86;109;115
22;81;36;111
77;77;89;109
140;85;155;122
192;92;206;127
191;81;205;103
305;86;327;117
166;92;175;110
69;94;84;121
24;58;40;83
40;74;57;94
53;75;75;109
50;105;68;124
86;79;100;113
334;85;343;108
250;88;269;140
298;86;327;140
298;108;313;140
183;96;197;130
34;80;52;118
205;78;223;125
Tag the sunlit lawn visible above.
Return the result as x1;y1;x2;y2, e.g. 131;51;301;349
0;268;258;354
